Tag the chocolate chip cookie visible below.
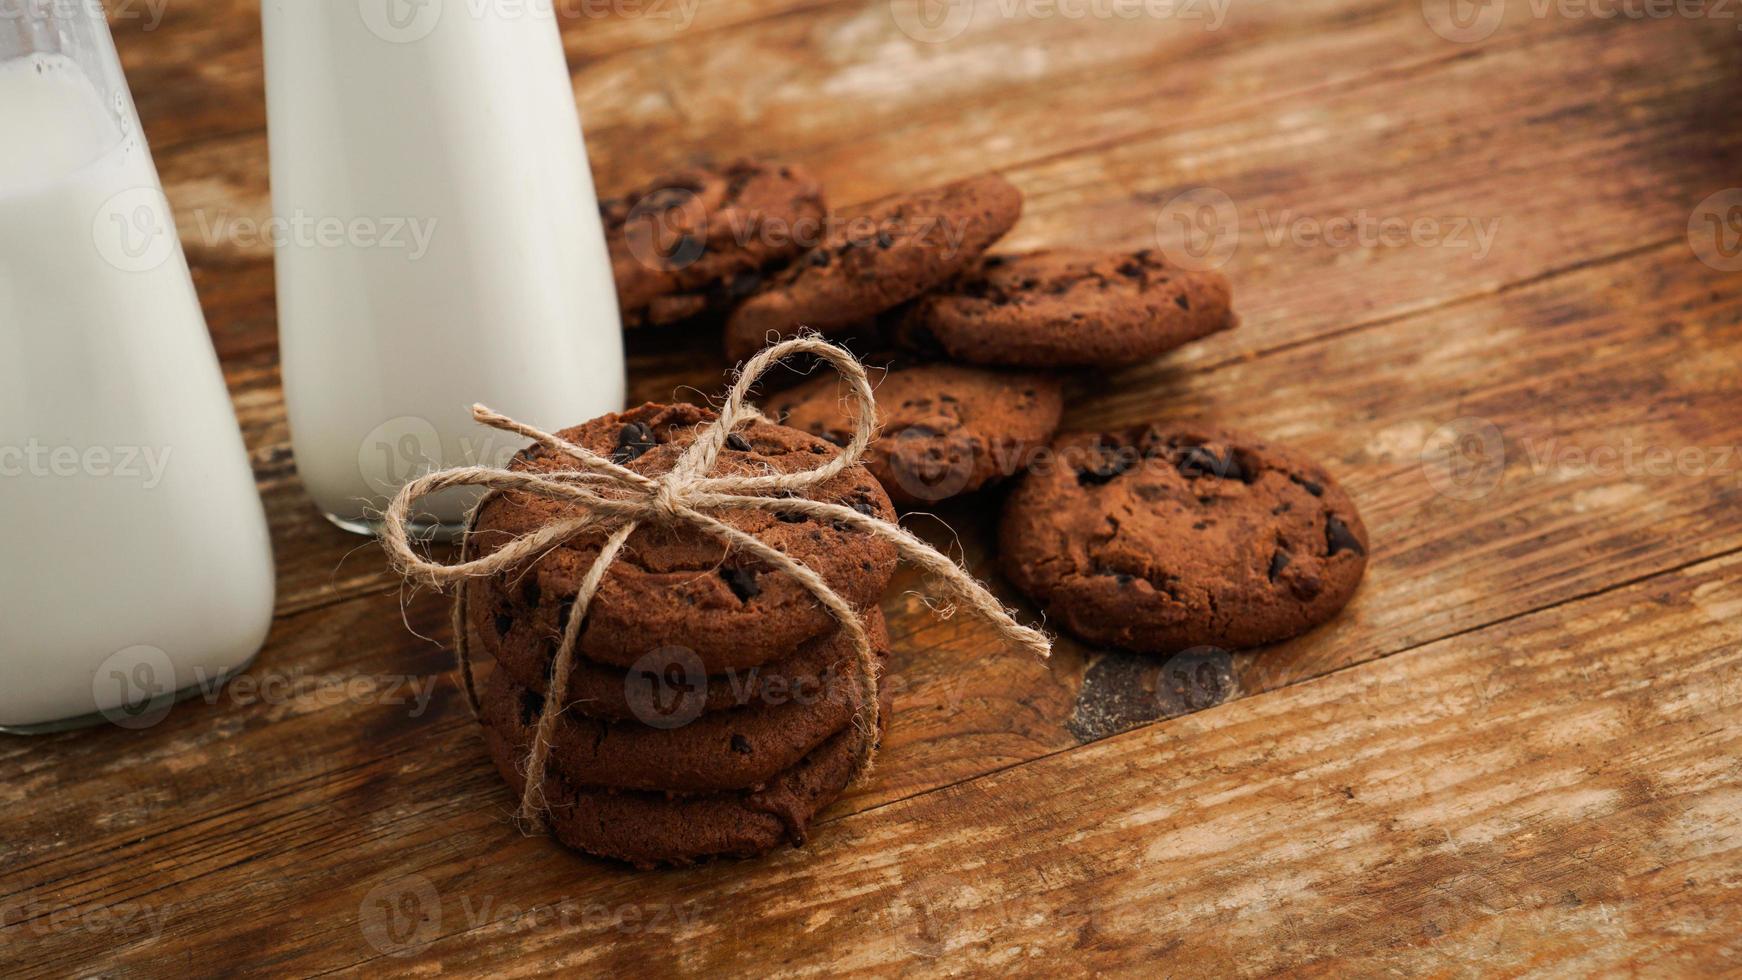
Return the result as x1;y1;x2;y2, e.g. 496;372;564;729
602;159;827;328
724;173;1024;360
477;610;884;794
999;424;1368;653
897;249;1237;367
471;403;898;673
770;364;1065;506
478;586;881;722
480;679;886;868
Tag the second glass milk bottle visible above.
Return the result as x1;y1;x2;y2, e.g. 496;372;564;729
260;0;626;538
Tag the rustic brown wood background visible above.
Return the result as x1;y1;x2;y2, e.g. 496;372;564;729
5;0;1741;975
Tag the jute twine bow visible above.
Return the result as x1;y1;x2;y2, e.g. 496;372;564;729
379;337;1051;833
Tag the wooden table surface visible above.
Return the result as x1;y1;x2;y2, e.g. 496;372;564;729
6;0;1742;975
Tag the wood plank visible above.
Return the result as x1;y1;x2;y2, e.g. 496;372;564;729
175;12;1741;616
110;0;846;153
9;522;1739;975
118;0;1431;155
992;13;1738;357
150;0;1464;358
7;240;1739;972
570;0;1429;180
6;7;1735;974
238;230;1742;774
191;225;1742;837
396;549;1742;976
1;1;1726;975
886;235;1742;774
252;218;1742;713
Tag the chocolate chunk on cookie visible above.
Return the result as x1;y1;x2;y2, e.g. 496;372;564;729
480;684;885;868
603;159;827;328
770;364;1064;506
897;249;1237;367
724;173;1023;360
471;403;898;672
477;611;885;794
999;424;1368;653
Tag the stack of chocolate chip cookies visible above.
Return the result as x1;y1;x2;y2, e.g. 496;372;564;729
601;161;1368;669
464;403;899;868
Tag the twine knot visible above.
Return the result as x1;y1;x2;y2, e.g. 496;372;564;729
650;477;690;524
379;336;1051;835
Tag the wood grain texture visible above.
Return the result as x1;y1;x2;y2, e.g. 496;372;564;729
9;540;1740;975
113;0;847;152
404;550;1742;977
5;239;1738;978
3;0;1739;975
163;9;1739;616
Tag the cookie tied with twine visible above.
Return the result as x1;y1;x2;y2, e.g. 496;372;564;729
379;336;1052;835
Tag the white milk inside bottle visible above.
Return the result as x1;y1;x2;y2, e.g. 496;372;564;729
262;0;626;537
0;53;277;731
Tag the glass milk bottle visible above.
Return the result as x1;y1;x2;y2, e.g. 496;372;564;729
0;3;277;732
261;0;626;538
